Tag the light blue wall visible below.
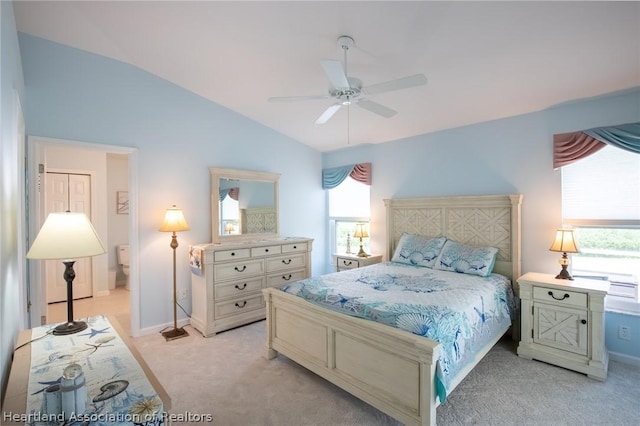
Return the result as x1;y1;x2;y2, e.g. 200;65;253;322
0;0;25;403
606;311;640;362
323;89;640;361
18;34;326;331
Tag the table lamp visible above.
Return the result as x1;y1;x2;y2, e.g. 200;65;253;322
353;223;370;257
549;228;580;280
159;205;190;341
27;212;106;335
224;223;235;234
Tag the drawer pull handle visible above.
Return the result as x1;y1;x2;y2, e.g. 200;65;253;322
343;260;353;266
235;283;247;290
548;291;570;301
581;319;587;325
282;274;292;281
234;265;247;272
235;301;247;308
282;259;292;265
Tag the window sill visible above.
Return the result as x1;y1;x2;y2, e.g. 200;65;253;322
606;297;640;316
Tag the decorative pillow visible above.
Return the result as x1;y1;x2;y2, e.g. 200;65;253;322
391;234;447;268
434;240;498;277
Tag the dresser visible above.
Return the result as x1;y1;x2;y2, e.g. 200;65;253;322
516;272;610;380
333;253;383;272
190;237;313;336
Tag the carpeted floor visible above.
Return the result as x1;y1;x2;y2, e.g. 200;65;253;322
133;320;640;426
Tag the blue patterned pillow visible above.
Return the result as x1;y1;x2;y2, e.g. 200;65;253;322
391;234;447;268
434;240;498;277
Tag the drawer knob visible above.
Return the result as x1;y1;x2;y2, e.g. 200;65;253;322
581;319;587;325
234;265;247;272
231;252;235;256
282;274;292;281
548;291;570;301
235;283;247;290
235;301;247;308
282;259;292;265
293;245;297;249
265;248;269;252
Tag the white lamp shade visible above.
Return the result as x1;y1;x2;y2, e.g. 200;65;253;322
27;212;106;260
549;229;580;253
159;205;190;232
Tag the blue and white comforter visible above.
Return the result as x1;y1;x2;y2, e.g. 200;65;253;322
280;261;516;402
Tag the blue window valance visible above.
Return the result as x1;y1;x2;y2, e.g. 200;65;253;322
553;122;640;169
322;163;372;189
218;187;239;202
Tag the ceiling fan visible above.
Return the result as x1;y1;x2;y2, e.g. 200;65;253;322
268;35;428;124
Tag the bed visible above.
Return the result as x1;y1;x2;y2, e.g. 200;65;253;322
262;194;522;426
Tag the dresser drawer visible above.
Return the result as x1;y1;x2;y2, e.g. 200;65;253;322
215;294;263;319
266;253;306;272
214;277;264;299
266;269;308;288
282;242;308;253
336;256;361;270
251;245;282;257
214;248;251;262
214;259;264;281
533;286;587;308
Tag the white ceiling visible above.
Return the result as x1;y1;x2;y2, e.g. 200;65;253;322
13;1;640;152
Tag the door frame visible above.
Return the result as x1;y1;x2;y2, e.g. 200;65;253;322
27;136;140;336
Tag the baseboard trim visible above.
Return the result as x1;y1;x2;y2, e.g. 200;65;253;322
138;318;191;336
609;351;640;367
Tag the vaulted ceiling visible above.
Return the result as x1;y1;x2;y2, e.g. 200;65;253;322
13;1;640;152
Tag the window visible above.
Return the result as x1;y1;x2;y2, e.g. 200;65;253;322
561;145;640;310
328;177;371;255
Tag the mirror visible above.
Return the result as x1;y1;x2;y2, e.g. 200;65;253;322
210;167;280;244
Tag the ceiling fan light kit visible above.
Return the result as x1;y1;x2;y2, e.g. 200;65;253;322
268;35;427;126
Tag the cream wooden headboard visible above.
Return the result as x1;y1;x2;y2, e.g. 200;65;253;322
384;194;523;281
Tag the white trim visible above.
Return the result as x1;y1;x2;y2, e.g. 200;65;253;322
609;351;640;368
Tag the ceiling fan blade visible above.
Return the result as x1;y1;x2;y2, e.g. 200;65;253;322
315;103;342;124
321;60;350;89
362;74;427;96
356;99;397;118
268;95;329;102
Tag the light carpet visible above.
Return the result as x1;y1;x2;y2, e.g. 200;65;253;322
133;320;639;426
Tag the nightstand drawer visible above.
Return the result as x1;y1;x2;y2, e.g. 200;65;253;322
533;286;587;308
336;257;361;270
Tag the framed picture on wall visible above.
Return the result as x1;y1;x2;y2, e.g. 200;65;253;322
117;191;129;214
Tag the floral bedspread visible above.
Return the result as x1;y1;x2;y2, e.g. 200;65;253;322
280;261;516;402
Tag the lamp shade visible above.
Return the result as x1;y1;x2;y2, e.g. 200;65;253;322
353;224;369;239
27;212;106;260
549;229;580;253
159;205;190;232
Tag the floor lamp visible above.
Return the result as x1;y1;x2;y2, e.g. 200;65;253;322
27;212;106;335
159;205;190;341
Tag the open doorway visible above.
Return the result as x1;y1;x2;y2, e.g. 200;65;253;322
27;136;139;336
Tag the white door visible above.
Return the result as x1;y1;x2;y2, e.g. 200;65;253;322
45;172;93;303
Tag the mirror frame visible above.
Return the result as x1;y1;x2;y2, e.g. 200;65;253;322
210;167;280;244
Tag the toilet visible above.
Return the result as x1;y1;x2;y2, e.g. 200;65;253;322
117;244;130;290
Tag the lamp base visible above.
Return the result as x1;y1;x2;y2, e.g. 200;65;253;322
53;320;88;336
555;265;574;280
162;327;189;341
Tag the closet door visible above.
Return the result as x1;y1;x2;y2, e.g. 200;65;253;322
45;173;93;303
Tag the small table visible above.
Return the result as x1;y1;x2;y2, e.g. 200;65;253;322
333;253;383;272
2;315;170;425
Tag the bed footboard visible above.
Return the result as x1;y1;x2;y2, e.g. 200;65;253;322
263;287;441;426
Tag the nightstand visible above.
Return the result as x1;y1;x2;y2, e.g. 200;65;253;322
516;272;610;380
333;253;383;272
